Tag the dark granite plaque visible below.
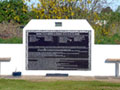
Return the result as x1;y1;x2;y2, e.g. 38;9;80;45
26;30;91;70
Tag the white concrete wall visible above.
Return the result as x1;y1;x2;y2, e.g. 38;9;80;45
0;20;119;76
0;44;119;76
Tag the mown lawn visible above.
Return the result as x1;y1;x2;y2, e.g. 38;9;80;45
0;32;120;44
0;79;120;90
0;37;22;43
0;34;120;44
96;34;120;44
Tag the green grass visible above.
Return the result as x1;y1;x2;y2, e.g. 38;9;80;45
96;34;120;44
0;37;22;43
0;33;120;44
0;79;120;90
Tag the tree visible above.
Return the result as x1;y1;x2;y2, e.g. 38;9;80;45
0;0;29;24
101;6;113;14
116;6;120;13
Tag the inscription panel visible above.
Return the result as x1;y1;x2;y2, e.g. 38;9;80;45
26;30;91;70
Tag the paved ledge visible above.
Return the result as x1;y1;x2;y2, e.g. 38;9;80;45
106;58;120;62
0;57;11;61
1;76;120;83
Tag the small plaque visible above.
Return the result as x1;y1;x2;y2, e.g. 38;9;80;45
55;22;62;27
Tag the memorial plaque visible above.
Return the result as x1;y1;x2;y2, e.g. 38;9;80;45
26;30;91;70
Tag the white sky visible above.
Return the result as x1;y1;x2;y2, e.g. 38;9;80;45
107;0;120;11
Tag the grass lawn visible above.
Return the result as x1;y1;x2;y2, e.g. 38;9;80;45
0;37;22;44
0;79;120;90
1;35;120;44
0;33;120;44
96;34;120;44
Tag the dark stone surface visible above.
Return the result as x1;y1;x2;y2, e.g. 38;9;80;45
26;30;91;70
46;73;68;77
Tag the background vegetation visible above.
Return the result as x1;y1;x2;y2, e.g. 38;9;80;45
0;0;120;44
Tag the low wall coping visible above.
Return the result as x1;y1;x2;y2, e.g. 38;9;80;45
106;59;120;63
0;57;11;62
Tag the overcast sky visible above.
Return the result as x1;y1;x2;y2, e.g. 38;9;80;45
107;0;120;11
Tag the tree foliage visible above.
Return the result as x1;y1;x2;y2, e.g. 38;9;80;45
0;0;29;24
116;6;120;13
0;0;120;44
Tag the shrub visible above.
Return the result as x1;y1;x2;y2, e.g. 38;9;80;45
0;0;29;24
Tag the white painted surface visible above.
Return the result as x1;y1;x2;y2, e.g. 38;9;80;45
0;44;119;76
23;19;94;31
0;19;119;76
